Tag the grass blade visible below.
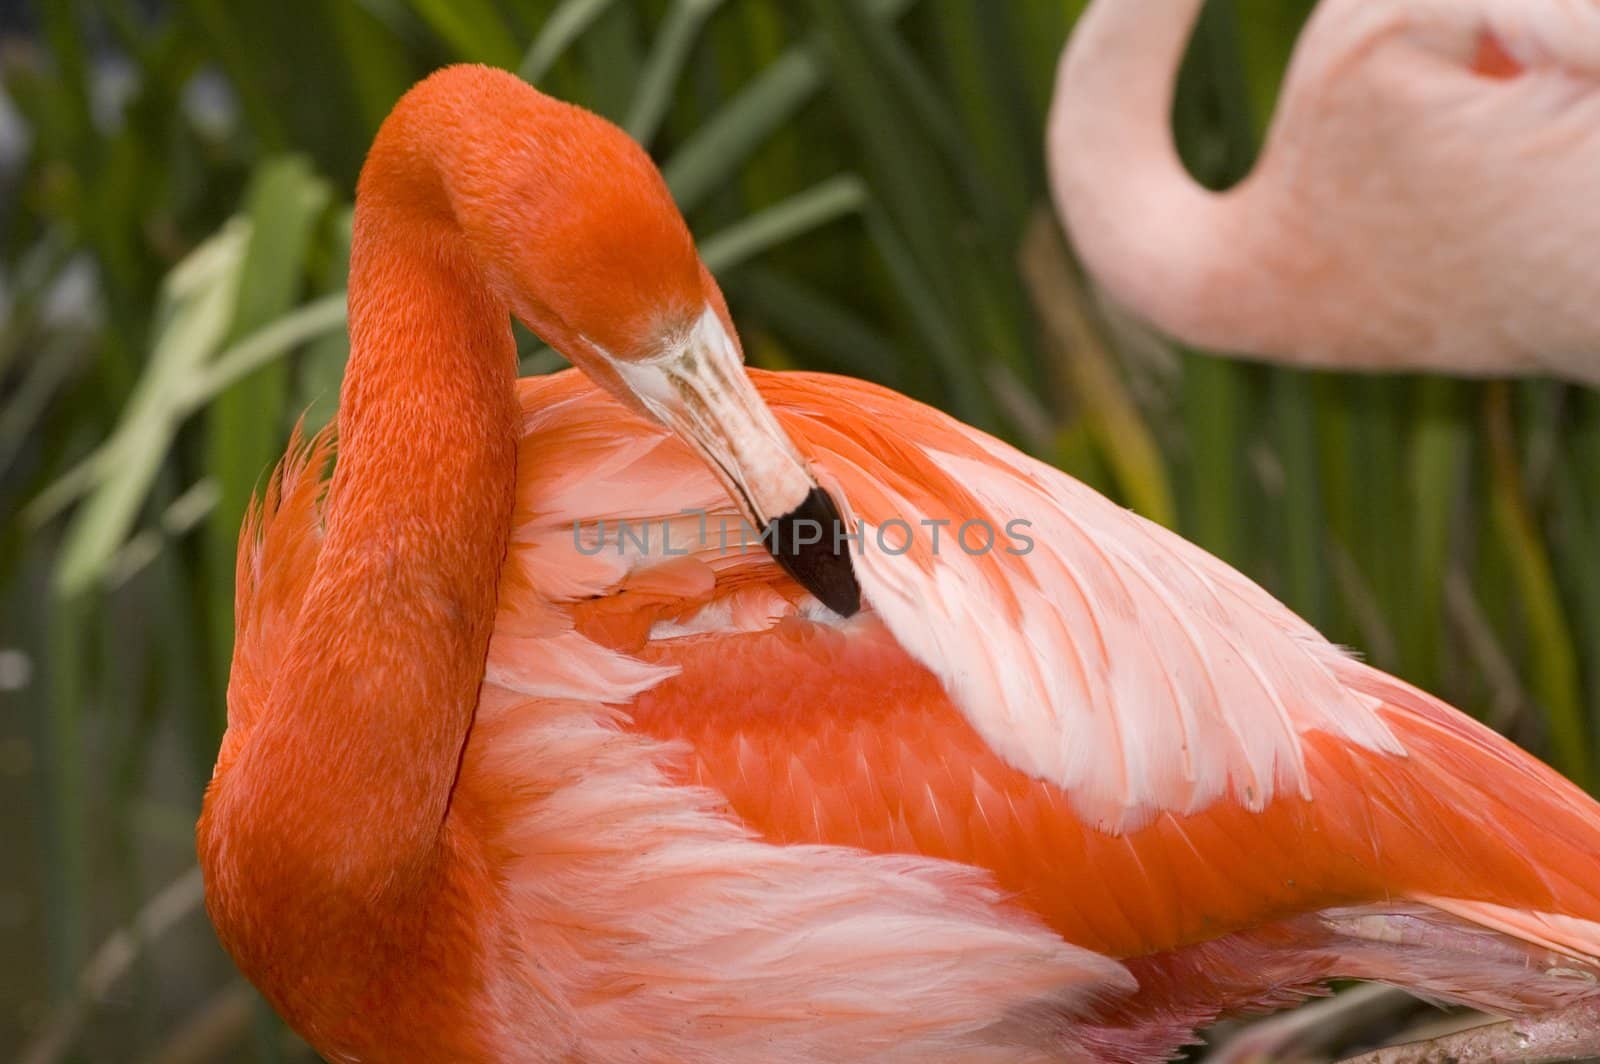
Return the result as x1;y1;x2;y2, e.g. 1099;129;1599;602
1270;369;1327;625
699;174;866;273
1486;383;1588;784
662;0;917;214
51;222;250;597
202;158;332;679
726;266;907;386
519;0;625;84
184;295;348;414
1020;213;1175;525
403;0;521;69
624;0;727;145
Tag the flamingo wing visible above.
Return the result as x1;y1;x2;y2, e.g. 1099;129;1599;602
780;372;1417;831
507;370;1600;966
515;367;1408;829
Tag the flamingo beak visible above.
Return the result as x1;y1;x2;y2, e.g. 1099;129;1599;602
609;307;861;618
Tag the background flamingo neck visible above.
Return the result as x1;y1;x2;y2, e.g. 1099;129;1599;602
1048;0;1264;352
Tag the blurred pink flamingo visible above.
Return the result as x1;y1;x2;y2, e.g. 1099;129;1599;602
1049;0;1600;384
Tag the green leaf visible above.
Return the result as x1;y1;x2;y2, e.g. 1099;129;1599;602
1405;379;1468;685
203;157;333;679
625;0;727;145
1486;384;1589;786
699;174;866;273
519;0;625;85
662;0;917;214
1269;369;1327;626
1018;213;1174;524
404;0;522;69
51;222;250;597
860;203;991;429
185;294;349;412
727;266;907;386
574;1;644;122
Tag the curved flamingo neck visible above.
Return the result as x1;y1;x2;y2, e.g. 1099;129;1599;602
202;53;712;915
200;76;526;1001
195;66;727;1055
1048;0;1269;353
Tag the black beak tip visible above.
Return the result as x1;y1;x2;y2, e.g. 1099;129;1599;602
763;487;862;618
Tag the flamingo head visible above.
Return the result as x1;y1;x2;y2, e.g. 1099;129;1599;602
428;70;861;616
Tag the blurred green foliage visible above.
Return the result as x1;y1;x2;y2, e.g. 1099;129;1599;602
2;1;1597;1060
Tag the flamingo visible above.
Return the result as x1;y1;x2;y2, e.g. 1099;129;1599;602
197;65;1600;1064
1048;0;1600;384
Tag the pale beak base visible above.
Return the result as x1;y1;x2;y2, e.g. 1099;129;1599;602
608;307;862;617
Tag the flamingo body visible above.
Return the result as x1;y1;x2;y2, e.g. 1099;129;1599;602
1049;0;1600;382
199;66;1600;1063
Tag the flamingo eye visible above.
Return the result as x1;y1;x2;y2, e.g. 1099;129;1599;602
1470;30;1523;80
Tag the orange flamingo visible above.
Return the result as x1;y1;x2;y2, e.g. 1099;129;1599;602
1048;0;1600;383
198;66;1600;1063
